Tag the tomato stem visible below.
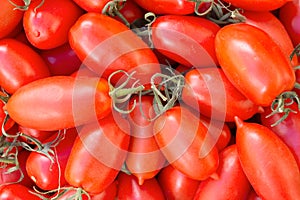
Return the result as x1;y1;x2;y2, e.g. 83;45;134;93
7;0;44;11
102;0;130;27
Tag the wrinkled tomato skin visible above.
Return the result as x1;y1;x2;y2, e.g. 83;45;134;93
151;15;220;68
0;184;41;200
194;145;251;200
0;38;50;94
23;0;84;49
157;164;200;200
221;0;291;11
215;23;295;107
235;117;300;200
182;68;261;122
4;76;111;131
279;0;300;47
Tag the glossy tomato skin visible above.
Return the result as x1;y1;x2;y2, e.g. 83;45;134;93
23;0;84;49
157;164;200;200
194;145;251;200
0;0;24;39
215;23;295;107
65;113;130;194
69;12;160;85
235;117;300;200
221;0;291;11
279;0;300;46
133;0;195;15
4;76;111;131
151;15;220;68
182;68;261;122
117;172;165;200
0;38;50;94
153;106;219;181
0;184;40;200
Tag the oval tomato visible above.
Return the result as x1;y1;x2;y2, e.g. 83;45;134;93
0;184;40;200
235;116;300;200
0;38;50;94
23;0;84;49
215;23;295;106
221;0;291;11
4;76;111;131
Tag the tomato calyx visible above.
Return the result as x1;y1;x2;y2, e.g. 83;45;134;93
7;0;45;12
102;0;129;27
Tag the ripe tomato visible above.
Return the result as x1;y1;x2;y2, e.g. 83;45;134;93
113;0;145;25
65;113;130;194
235;116;300;200
279;0;300;47
215;23;295;106
4;76;111;131
23;0;84;49
69;12;160;85
153;106;219;181
151;15;220;68
0;38;50;94
194;145;251;200
221;0;291;11
72;0;111;12
0;184;40;200
19;126;55;144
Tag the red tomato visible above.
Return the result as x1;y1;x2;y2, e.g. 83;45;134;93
4;76;111;131
19;126;55;144
221;0;291;11
157;164;200;200
279;0;300;47
194;145;251;200
215;23;295;106
0;0;24;39
181;68;262;122
151;15;220;68
113;0;145;24
117;172;165;200
0;38;50;94
247;189;263;200
72;0;111;12
65;113;130;194
133;0;195;15
91;180;118;200
0;184;40;200
235;116;300;200
71;66;99;78
69;12;160;85
153;106;219;181
23;0;84;49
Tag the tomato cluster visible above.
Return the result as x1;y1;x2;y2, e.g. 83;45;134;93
0;0;300;199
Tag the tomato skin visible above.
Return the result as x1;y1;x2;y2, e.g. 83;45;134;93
182;68;261;122
133;0;195;15
65;113;130;194
221;0;291;11
0;0;24;39
194;145;251;200
153;106;219;181
151;15;220;68
69;12;160;85
0;184;40;200
279;0;300;47
23;0;84;49
235;117;300;200
4;76;111;131
0;38;50;94
117;172;165;200
72;0;111;12
215;23;295;106
157;164;200;200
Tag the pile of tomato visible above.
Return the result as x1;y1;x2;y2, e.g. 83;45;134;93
0;0;300;199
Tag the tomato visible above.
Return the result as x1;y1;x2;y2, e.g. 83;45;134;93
133;0;195;15
69;12;160;85
91;180;118;200
65;113;130;194
0;38;50;94
23;0;84;49
247;189;263;200
221;0;291;11
71;66;99;78
157;164;200;200
243;10;298;66
72;0;111;12
279;0;300;47
26;128;77;190
181;68;262;122
0;184;40;200
215;23;295;106
19;126;55;144
194;145;251;200
235;116;300;200
4;76;111;131
151;15;220;68
153;106;219;180
125;95;166;185
0;0;24;39
113;0;145;25
117;172;165;200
